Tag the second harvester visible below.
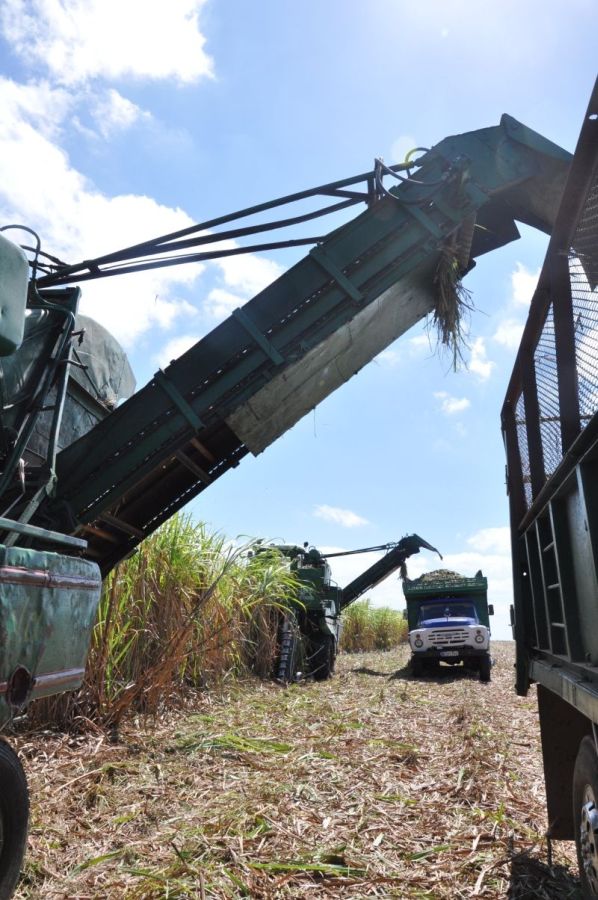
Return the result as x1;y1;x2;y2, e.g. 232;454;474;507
264;534;441;682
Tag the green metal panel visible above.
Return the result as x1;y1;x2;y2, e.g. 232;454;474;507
403;574;489;597
0;545;101;725
0;232;28;356
403;575;489;630
31;116;571;573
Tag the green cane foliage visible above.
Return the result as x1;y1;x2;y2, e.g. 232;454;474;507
28;515;301;729
340;599;407;653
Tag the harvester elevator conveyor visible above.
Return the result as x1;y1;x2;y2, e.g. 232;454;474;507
336;535;442;611
28;116;569;574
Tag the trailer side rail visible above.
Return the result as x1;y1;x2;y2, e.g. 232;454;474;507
501;79;598;696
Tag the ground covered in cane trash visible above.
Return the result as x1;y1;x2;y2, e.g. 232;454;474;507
12;643;581;898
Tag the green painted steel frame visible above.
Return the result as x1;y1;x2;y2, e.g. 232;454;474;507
29;116;570;573
501;79;598;696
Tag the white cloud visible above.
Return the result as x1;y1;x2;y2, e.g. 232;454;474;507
204;288;245;320
0;77;203;345
0;71;289;351
214;251;284;298
434;390;470;415
314;505;369;528
1;0;214;86
0;77;73;140
410;333;432;350
493;317;525;350
468;336;495;380
155;334;202;369
374;348;401;368
467;526;511;555
512;261;540;307
91;89;152;138
80;277;198;348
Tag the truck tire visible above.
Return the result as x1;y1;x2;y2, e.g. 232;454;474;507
479;656;492;683
311;636;335;682
479;655;491;683
411;657;423;678
0;741;29;900
573;736;598;899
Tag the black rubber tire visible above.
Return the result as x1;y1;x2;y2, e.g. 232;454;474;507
274;615;303;684
311;636;336;682
411;656;423;678
479;655;491;683
0;741;29;900
573;736;598;899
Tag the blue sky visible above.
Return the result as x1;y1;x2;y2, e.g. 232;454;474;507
0;1;596;638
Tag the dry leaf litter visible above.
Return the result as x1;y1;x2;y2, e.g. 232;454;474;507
11;643;581;899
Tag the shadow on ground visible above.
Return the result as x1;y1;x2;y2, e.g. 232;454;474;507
351;663;483;684
508;851;581;899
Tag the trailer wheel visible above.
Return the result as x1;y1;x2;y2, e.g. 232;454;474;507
479;655;491;683
573;736;598;898
311;636;335;681
0;741;29;900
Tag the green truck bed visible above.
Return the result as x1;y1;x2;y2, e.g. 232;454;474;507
403;570;489;630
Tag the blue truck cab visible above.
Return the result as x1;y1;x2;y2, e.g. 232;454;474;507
403;570;493;681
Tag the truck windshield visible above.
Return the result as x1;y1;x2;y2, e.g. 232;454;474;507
418;601;478;623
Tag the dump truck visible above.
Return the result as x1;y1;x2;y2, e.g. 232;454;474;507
0;111;572;896
502;79;598;897
266;534;441;682
403;569;493;681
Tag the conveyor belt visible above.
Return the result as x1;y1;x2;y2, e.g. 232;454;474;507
28;116;570;574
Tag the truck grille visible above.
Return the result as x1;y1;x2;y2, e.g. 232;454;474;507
428;629;468;646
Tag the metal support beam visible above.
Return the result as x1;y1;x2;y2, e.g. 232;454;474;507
154;369;204;430
174;449;213;485
232;308;284;365
309;246;364;304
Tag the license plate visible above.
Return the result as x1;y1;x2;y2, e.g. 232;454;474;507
439;650;459;657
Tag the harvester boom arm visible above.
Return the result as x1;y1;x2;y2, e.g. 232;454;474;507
321;542;404;559
339;534;442;611
7;116;569;573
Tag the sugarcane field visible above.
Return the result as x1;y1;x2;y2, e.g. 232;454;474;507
0;4;596;898
3;641;578;899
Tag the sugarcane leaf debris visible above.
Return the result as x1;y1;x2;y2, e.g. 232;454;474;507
12;644;580;898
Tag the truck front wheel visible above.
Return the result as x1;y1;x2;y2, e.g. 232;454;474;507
573;736;598;898
479;655;491;683
411;657;423;677
0;740;29;900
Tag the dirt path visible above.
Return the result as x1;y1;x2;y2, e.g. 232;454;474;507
12;643;581;898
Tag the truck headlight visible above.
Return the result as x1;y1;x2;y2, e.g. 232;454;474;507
474;631;485;644
414;637;424;648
